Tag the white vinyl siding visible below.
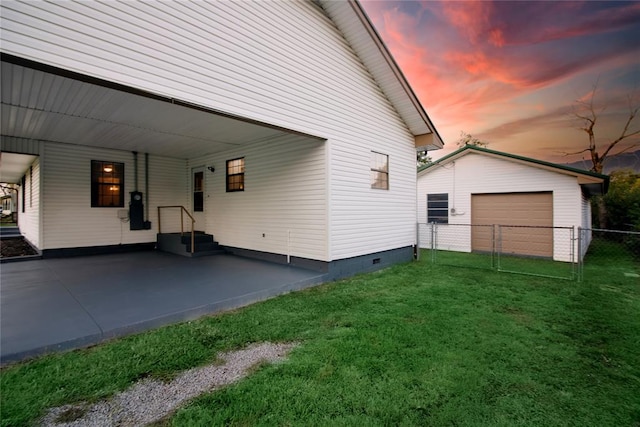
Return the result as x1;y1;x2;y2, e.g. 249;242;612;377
580;193;592;259
0;1;398;140
2;0;418;260
190;134;327;262
41;143;187;249
418;153;583;261
18;157;40;248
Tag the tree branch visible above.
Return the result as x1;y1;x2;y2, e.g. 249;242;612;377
600;107;640;159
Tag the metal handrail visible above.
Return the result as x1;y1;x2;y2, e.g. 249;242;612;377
157;205;195;253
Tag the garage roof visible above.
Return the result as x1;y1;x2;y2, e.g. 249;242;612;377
419;145;609;196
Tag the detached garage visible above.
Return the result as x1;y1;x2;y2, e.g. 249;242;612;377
417;145;609;261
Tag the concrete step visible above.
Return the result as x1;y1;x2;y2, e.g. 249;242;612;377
180;232;214;245
0;227;21;238
156;233;225;258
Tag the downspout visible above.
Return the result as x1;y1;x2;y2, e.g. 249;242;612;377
132;151;139;192
145;153;149;222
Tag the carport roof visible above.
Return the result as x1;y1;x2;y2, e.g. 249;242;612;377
1;54;324;161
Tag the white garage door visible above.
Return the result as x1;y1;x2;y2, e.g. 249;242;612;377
471;192;553;258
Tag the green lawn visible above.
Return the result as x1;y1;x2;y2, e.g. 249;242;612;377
1;248;639;426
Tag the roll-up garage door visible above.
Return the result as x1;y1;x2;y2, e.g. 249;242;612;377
471;192;553;258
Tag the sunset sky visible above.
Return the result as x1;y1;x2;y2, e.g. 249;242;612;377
360;0;640;164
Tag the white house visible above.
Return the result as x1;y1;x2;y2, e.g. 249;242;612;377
0;0;443;279
417;145;608;262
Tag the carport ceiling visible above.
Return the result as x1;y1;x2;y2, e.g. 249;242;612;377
1;59;313;159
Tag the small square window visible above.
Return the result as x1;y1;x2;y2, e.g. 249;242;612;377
226;157;245;192
370;152;389;190
427;193;448;223
91;160;125;207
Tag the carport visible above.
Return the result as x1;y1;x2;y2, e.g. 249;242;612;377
0;251;325;364
1;54;325;254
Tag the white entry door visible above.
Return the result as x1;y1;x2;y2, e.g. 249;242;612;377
192;167;205;231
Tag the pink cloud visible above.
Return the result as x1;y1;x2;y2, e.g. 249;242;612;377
361;0;640;158
436;1;493;45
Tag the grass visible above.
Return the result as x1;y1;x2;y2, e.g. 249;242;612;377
1;246;639;426
430;249;577;279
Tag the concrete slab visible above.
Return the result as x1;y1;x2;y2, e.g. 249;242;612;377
1;251;325;364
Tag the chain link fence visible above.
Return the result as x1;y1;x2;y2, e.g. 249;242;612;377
417;223;640;281
578;228;640;282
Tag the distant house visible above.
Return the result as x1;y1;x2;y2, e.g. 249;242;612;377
0;1;443;278
417;145;608;261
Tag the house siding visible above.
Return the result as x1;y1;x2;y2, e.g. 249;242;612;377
2;0;417;261
18;157;40;247
418;153;582;261
189;134;327;262
580;193;592;259
41;143;187;250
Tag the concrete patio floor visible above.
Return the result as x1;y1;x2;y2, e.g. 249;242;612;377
0;251;325;364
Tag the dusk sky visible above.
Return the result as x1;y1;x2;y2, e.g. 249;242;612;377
360;1;640;164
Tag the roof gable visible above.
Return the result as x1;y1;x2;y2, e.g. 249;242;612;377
319;0;443;150
419;145;609;195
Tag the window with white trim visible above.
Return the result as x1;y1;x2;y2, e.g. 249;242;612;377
370;151;389;190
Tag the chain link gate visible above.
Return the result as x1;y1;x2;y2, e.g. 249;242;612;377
419;222;578;280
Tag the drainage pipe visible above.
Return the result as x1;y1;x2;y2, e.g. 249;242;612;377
145;153;149;221
132;151;139;192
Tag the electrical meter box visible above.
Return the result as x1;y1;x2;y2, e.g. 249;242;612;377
129;191;144;230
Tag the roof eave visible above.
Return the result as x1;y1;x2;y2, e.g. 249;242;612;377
418;145;609;195
319;0;444;149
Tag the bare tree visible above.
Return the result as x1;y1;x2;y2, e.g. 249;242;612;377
570;82;640;174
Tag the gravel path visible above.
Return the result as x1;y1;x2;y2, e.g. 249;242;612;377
40;342;298;427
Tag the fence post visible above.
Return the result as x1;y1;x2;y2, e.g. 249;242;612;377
495;224;501;271
577;227;583;282
570;226;576;281
416;222;420;261
431;222;437;264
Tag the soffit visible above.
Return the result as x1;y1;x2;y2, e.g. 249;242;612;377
1;60;307;160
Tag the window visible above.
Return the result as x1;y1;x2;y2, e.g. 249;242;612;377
21;175;25;213
29;166;33;208
370;151;389;190
193;171;204;212
427;193;448;223
91;160;124;207
226;157;245;192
